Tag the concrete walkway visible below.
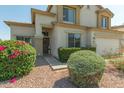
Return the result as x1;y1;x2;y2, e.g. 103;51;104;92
44;55;67;70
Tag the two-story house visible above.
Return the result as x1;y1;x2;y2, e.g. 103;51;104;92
4;5;124;58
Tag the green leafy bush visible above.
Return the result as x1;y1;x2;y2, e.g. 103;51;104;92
58;47;96;62
67;50;105;87
58;48;81;62
0;40;36;81
81;47;96;52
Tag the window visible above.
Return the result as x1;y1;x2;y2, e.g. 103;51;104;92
16;36;32;43
68;33;80;47
101;16;108;29
63;6;76;24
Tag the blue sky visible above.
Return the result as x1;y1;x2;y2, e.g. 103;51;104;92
0;5;124;40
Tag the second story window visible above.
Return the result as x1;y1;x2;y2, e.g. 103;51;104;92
101;16;108;29
63;6;76;24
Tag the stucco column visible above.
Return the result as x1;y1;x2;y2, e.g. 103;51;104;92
34;22;43;56
34;38;43;56
35;23;43;38
34;13;43;38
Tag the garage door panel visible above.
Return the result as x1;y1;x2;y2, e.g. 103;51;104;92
96;38;119;55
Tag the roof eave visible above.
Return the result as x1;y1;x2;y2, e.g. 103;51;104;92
4;21;34;27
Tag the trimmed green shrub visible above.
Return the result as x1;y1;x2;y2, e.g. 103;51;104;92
58;48;81;62
58;47;96;62
67;50;105;87
81;47;96;52
0;40;36;81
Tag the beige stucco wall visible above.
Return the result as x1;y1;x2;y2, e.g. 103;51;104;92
94;31;123;55
33;38;43;56
50;6;57;14
50;26;87;58
95;31;123;39
86;31;92;47
10;25;35;40
112;27;124;39
34;14;56;55
35;13;56;36
90;31;96;47
96;38;120;55
80;5;98;27
35;14;56;26
50;26;124;58
113;27;124;32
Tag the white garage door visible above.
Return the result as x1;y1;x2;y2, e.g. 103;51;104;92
96;38;120;55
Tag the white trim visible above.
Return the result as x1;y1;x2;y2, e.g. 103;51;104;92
63;21;75;24
64;30;82;33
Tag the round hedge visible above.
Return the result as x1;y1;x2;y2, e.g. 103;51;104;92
0;40;36;81
67;50;105;87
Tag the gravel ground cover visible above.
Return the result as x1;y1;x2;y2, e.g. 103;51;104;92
0;57;124;88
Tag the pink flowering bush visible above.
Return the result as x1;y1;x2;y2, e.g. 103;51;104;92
0;46;7;51
0;40;36;81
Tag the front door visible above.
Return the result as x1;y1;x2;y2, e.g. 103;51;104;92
43;38;49;54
